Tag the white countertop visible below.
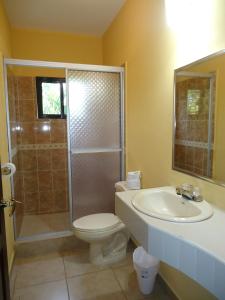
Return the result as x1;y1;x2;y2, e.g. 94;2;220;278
115;186;225;299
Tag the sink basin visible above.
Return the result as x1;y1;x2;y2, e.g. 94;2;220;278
131;188;213;222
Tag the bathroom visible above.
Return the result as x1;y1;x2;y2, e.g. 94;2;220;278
1;0;225;299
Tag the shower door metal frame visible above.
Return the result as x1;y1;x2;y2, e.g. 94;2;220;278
66;66;125;223
3;58;125;242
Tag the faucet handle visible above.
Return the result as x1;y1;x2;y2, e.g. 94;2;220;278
176;185;183;195
192;187;203;202
193;186;200;195
176;183;193;195
181;183;193;192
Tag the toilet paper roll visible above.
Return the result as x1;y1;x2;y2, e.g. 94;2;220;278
127;171;141;180
126;171;141;189
127;179;141;190
1;163;16;177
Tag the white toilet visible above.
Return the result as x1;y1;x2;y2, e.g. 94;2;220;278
73;181;130;266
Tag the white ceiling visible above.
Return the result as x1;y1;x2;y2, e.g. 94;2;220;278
4;0;126;36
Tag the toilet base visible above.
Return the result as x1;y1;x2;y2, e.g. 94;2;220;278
89;229;129;266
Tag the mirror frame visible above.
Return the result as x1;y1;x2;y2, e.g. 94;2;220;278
172;49;225;188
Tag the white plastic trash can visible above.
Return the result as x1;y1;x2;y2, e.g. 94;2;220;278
133;246;159;295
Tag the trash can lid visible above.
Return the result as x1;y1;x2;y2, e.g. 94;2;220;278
133;247;159;268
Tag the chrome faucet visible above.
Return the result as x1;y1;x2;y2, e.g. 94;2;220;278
176;184;203;202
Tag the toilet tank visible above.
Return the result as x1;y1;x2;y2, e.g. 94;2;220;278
115;181;128;192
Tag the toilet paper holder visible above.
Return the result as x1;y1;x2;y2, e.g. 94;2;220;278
1;166;12;176
1;163;16;177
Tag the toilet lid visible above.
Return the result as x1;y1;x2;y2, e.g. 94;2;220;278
73;213;121;232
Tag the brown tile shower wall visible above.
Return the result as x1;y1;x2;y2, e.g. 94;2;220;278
175;78;210;142
10;76;68;215
174;144;213;177
21;147;68;214
175;78;214;176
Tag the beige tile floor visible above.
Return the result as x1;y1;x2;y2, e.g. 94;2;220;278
12;245;173;300
19;212;70;238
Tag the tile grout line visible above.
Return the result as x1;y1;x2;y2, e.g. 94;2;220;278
14;253;67;290
62;254;71;300
50;148;54;214
62;263;111;280
111;266;129;300
63;253;129;300
14;278;67;294
35;148;39;215
12;266;18;300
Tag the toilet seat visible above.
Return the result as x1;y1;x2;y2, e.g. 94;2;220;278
73;213;122;233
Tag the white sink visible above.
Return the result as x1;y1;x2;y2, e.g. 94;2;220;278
131;188;213;222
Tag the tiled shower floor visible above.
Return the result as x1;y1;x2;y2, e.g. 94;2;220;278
18;212;71;238
12;242;173;300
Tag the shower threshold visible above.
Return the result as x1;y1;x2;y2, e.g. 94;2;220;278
17;212;72;242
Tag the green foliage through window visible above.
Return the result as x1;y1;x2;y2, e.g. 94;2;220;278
36;77;67;119
187;89;200;115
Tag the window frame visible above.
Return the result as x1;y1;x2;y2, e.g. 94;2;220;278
36;76;66;119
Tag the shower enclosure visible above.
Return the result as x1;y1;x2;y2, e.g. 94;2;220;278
4;59;124;241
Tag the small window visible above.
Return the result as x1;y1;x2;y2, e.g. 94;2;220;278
36;77;66;118
187;89;200;115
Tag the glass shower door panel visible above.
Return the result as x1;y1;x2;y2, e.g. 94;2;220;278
72;152;121;219
68;70;121;150
68;70;122;220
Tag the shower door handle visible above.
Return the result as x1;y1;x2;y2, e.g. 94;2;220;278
0;201;9;209
9;199;16;217
0;163;18;216
9;198;22;217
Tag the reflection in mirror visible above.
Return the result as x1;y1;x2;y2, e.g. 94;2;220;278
173;50;225;186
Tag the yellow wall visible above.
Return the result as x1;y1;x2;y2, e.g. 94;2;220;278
213;60;225;182
10;65;66;79
11;27;103;65
0;0;15;271
0;0;11;56
103;0;225;299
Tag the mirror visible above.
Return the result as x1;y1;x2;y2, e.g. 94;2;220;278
173;50;225;187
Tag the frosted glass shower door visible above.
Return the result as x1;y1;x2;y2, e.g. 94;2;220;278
67;69;123;220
